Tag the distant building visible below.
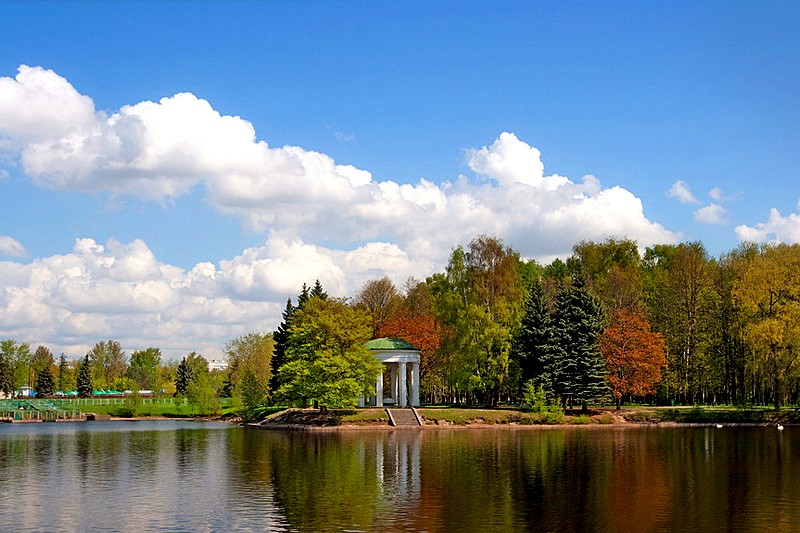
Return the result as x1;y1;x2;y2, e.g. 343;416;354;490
208;359;229;371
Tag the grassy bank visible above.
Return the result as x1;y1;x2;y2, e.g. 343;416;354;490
72;401;239;418
620;405;800;425
258;405;800;428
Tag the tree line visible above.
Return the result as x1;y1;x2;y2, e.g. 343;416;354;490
3;234;800;413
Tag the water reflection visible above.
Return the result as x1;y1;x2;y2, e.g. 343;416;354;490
2;423;800;531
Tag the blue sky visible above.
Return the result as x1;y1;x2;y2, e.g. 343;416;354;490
1;1;798;359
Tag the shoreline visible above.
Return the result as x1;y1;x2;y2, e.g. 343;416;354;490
8;405;794;429
249;405;797;431
247;420;795;432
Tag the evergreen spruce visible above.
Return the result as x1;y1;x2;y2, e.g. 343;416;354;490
58;353;68;391
271;297;295;394
175;357;192;396
297;283;310;308
309;279;328;300
35;366;56;397
552;277;609;410
77;355;94;398
513;280;558;394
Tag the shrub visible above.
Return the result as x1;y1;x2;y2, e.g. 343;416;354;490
570;414;591;424
521;381;565;424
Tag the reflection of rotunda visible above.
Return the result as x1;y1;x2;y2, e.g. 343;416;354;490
360;338;421;408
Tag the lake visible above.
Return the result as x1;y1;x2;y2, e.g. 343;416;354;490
1;421;798;532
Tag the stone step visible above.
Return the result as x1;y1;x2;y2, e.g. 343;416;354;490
386;408;421;427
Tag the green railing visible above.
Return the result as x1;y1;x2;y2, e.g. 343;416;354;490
50;397;234;407
0;407;83;421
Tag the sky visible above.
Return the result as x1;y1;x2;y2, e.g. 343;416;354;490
0;1;798;360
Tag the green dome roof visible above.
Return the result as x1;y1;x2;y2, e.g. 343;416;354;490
366;337;418;351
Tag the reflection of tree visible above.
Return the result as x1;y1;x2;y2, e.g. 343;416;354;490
516;430;616;531
607;429;670;532
174;429;208;482
418;430;528;530
267;432;384;530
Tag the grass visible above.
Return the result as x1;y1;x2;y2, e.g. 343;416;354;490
75;401;238;418
261;407;389;427
340;409;390;424
65;400;800;427
417;408;566;426
619;405;800;424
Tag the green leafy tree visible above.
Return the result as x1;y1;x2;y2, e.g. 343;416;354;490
127;347;162;390
551;277;609;410
31;346;55;381
175;352;208;396
159;359;180;396
186;352;209;376
187;373;218;415
57;353;72;392
0;354;13;397
278;296;381;411
88;340;127;389
225;332;274;416
569;238;640;289
429;235;525;405
34;366;56;397
711;243;758;405
644;242;717;403
543;258;570;282
1;340;32;389
77;355;94;398
111;376;138;392
240;368;267;415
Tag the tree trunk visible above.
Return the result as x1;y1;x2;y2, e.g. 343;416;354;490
774;376;781;410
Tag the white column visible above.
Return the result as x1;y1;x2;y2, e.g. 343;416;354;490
411;361;420;407
376;368;384;407
390;364;398;405
399;361;407;407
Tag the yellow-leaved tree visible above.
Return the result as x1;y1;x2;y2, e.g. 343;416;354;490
734;243;800;408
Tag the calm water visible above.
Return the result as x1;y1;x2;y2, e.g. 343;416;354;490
1;421;799;532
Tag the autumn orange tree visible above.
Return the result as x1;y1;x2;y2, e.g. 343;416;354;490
600;309;667;409
378;311;444;402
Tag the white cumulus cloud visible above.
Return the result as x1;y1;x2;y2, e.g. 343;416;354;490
666;180;700;204
694;203;729;225
0;65;685;356
735;207;800;244
0;234;432;358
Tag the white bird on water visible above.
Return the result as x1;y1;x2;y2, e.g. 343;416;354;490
778;424;784;431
